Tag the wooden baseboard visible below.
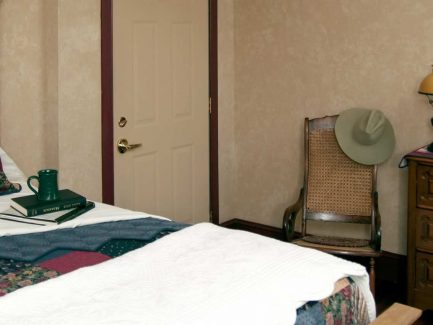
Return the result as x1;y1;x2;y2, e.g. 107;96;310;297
221;218;407;303
220;218;285;240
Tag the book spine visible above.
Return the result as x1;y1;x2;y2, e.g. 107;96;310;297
27;198;86;217
55;201;95;224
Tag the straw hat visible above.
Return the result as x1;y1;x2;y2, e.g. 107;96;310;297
335;108;395;165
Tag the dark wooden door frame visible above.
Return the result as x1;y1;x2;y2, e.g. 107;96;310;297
100;0;219;224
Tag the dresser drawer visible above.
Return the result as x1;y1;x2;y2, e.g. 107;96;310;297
413;288;433;310
416;209;433;253
415;252;433;295
417;164;433;209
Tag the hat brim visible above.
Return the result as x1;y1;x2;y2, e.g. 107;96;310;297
335;108;395;165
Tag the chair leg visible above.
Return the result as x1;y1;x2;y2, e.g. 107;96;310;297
369;257;375;298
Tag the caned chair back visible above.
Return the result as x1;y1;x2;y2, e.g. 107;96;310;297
302;115;377;239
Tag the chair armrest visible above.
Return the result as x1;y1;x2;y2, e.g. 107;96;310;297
372;191;381;251
282;188;304;241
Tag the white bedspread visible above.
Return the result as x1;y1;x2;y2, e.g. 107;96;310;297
0;223;375;325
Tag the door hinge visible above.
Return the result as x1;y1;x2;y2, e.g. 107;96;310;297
209;97;212;115
209;209;213;222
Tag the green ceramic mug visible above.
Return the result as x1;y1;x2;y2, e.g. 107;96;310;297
27;169;59;201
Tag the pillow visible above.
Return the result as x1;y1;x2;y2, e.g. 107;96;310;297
0;148;23;196
0;147;26;183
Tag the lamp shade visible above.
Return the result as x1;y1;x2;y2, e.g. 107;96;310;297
419;71;433;95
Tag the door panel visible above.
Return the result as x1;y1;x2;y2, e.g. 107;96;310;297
113;0;209;223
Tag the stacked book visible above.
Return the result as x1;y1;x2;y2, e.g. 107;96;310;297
6;189;95;225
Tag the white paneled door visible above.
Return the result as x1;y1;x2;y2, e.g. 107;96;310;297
113;0;209;223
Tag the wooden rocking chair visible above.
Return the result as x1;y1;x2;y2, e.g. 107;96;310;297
282;115;381;296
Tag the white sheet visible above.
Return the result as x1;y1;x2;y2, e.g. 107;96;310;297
0;223;375;325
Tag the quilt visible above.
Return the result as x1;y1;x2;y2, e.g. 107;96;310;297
0;223;376;325
0;217;187;297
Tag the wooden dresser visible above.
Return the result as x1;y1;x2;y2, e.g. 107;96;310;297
407;155;433;309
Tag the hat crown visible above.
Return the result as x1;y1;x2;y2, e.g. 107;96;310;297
353;110;385;145
335;107;395;165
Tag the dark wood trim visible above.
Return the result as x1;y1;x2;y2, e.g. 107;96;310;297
414;309;433;325
305;212;371;224
100;0;219;221
221;218;286;241
100;0;114;205
209;0;219;224
376;250;407;284
374;250;407;309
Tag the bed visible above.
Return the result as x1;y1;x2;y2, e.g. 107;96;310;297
0;147;375;325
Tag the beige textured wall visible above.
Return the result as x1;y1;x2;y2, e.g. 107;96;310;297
43;0;59;169
0;0;101;201
218;0;236;220
0;0;47;173
222;0;433;254
2;1;432;254
57;0;101;201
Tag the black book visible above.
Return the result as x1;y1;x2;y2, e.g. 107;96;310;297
3;201;95;225
11;189;86;217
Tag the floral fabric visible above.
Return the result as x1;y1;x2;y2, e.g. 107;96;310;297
0;157;21;196
0;171;21;195
0;265;60;296
295;278;369;325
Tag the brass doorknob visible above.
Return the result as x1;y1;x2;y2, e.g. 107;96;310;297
117;138;142;154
